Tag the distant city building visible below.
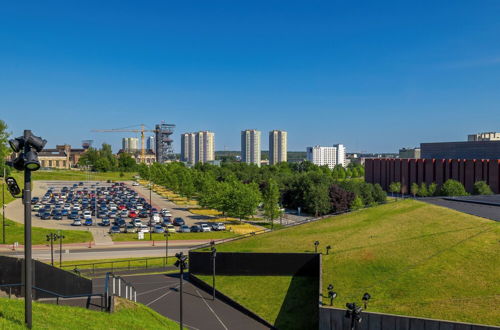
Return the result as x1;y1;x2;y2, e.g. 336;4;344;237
122;137;138;152
241;129;261;166
155;123;175;162
146;136;155;152
468;132;500;141
117;149;155;165
421;141;500;160
399;147;421;159
306;144;346;169
269;130;287;165
181;131;215;165
38;145;87;169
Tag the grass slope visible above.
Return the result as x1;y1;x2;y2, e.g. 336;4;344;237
196;275;318;329
110;231;236;242
0;297;180;329
205;199;500;326
30;170;137;181
2;218;92;245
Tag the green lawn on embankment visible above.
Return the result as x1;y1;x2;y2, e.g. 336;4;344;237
196;199;500;326
110;231;236;242
0;297;181;329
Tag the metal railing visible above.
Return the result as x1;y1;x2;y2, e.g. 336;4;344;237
103;272;137;310
61;256;171;276
0;283;103;310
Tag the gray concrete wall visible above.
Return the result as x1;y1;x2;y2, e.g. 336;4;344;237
319;307;499;330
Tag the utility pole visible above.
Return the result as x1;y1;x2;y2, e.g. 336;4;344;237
174;252;188;330
23;130;33;329
58;232;65;267
46;233;56;266
164;232;169;264
211;242;217;300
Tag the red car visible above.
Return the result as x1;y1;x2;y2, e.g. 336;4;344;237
129;211;137;218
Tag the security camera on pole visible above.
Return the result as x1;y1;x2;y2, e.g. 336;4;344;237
6;130;46;329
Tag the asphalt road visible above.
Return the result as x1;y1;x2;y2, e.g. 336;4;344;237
93;274;270;330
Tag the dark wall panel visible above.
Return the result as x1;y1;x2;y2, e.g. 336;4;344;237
373;160;381;185
475;160;484;183
394;159;401;183
435;160;444;186
425;159;434;185
489;160;500;194
409;160;417;187
459;160;466;187
365;159;374;184
401;160;409;194
416;159;424;185
464;160;475;193
451;160;460;181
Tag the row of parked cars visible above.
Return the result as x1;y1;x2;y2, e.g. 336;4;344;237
32;181;227;234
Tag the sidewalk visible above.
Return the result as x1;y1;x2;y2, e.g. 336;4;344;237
0;239;212;252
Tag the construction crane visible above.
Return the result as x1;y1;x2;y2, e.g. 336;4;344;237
92;124;154;163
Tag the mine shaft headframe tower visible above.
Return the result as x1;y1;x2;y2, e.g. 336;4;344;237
155;123;175;163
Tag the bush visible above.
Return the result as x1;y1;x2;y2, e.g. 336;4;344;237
428;183;438;196
329;184;355;213
411;183;419;197
440;179;468;196
473;181;493;195
372;184;387;203
351;196;364;210
417;183;429;197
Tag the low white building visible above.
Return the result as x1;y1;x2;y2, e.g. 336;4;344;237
306;144;346;169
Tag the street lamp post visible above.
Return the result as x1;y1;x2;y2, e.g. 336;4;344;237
7;129;46;329
210;241;217;300
46;233;57;266
164;231;170;264
2;166;5;244
58;232;65;267
174;252;188;330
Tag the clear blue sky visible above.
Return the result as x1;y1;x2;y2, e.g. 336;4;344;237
1;1;499;153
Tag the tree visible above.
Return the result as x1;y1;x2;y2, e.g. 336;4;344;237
226;182;261;221
428;183;438;196
473;181;493;195
389;182;401;198
417;183;429;197
411;183;419;198
0;120;11;176
440;179;468;196
262;179;281;227
117;153;137;172
329;184;355;213
305;184;331;216
359;182;375;206
372;184;387;204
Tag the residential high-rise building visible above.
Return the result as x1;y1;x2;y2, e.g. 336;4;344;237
467;132;500;141
306;144;346;169
196;131;215;164
122;137;138;152
181;131;215;165
241;129;261;166
269;130;287;165
146;136;155;153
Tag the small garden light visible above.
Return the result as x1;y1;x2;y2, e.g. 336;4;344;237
314;240;320;253
326;245;332;255
327;284;337;306
362;292;371;309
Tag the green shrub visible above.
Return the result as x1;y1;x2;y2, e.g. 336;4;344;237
417;183;429;197
410;183;419;197
351;196;364;210
473;181;493;195
440;179;468;196
428;183;438;196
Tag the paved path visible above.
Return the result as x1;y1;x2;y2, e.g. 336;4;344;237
93;273;270;330
425;197;500;222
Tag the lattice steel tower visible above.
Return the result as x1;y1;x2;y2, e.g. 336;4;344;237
155;123;176;162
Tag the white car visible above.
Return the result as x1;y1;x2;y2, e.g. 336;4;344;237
132;182;139;186
200;224;211;232
137;224;149;233
211;223;226;231
152;214;161;223
83;211;92;220
133;219;142;227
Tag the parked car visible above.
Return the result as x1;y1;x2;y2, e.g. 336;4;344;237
40;212;51;220
137;224;150;233
154;225;165;233
138;211;149;218
173;217;185;226
71;220;82;226
211;222;226;231
165;224;176;233
179;225;191;233
152;213;161;223
133;219;142;228
190;225;201;232
84;219;93;226
132;182;139;186
32;204;40;211
53;212;63;220
99;218;111;226
109;225;121;233
200;223;211;232
129;210;138;218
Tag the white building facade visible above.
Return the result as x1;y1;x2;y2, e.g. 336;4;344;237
241;129;261;166
306;144;346;169
122;137;139;152
181;131;215;165
269;130;287;165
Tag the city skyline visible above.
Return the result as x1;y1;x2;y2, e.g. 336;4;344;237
1;2;499;154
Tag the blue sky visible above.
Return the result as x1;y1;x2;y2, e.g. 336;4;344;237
1;1;499;153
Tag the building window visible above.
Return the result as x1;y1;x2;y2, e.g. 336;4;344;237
56;160;60;167
63;161;66;168
49;160;53;167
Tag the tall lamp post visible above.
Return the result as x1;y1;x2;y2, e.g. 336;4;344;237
174;252;188;330
58;232;65;267
46;233;57;266
7;129;46;329
210;241;217;300
2;166;6;244
164;231;170;264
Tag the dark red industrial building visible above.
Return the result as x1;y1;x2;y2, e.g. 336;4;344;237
365;158;500;194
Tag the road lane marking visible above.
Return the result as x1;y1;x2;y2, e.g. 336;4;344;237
145;284;179;306
195;289;228;330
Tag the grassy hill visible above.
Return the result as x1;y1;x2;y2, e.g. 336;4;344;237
201;199;500;326
0;297;181;329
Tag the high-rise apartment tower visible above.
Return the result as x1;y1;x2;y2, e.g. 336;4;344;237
269;130;287;165
241;129;261;166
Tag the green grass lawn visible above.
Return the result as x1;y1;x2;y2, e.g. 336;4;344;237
30;170;137;181
56;256;176;269
0;297;181;329
1;218;92;245
196;275;318;329
199;199;500;326
110;231;236;242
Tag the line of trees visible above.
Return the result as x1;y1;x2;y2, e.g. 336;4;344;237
138;161;384;221
389;179;493;198
78;144;138;172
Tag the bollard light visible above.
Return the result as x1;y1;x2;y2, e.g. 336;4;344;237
314;240;320;253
